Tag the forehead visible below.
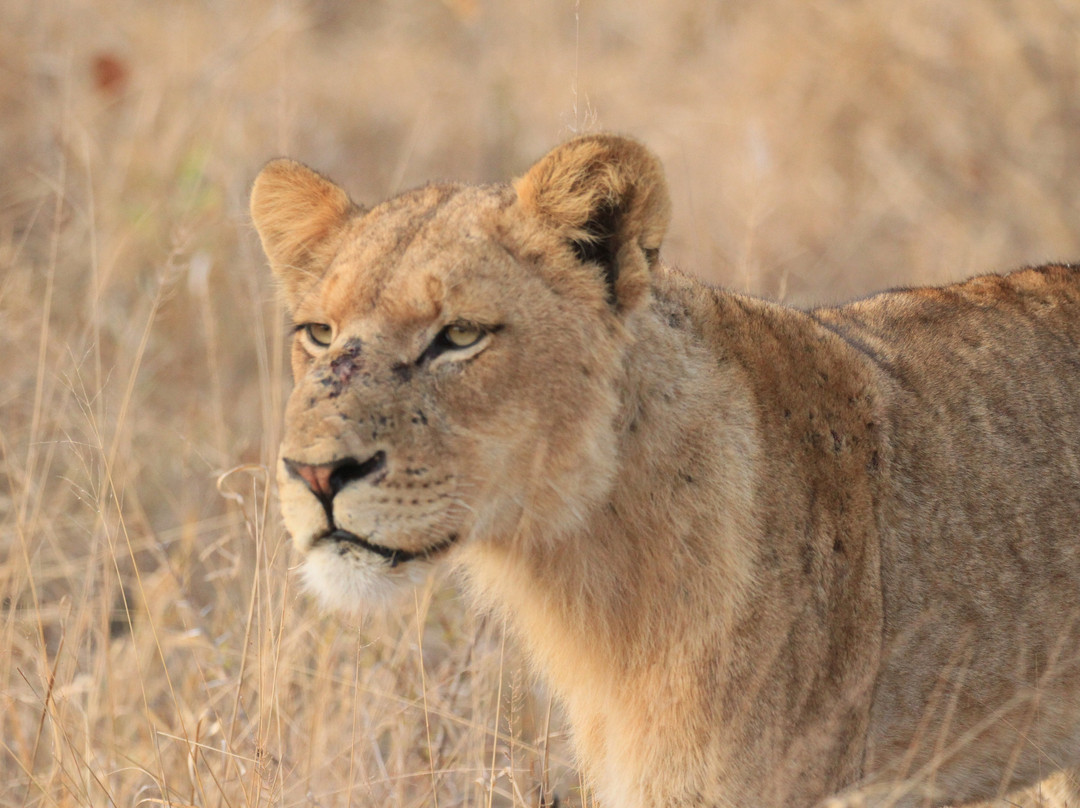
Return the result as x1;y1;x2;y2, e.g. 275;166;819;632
313;183;514;325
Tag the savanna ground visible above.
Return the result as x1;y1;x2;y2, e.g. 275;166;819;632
2;1;1080;807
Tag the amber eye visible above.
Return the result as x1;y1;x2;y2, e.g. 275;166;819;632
304;323;333;347
441;323;484;348
418;322;495;364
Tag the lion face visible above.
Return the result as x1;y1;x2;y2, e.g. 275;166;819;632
251;138;671;613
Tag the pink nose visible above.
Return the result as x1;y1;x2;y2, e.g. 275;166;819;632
283;452;388;505
291;463;334;500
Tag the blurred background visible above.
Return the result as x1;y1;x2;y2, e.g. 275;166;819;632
2;1;1078;807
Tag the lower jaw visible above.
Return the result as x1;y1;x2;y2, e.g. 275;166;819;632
324;529;458;568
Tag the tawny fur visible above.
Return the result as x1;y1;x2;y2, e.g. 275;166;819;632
250;134;1080;808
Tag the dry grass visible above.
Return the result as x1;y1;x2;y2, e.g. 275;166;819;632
1;1;1078;807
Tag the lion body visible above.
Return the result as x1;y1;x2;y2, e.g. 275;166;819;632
251;135;1080;807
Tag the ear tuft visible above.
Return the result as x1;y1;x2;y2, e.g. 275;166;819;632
250;159;360;309
514;134;671;311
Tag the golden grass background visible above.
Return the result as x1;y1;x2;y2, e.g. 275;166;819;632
2;1;1079;806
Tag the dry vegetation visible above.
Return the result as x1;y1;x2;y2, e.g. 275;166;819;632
2;1;1079;807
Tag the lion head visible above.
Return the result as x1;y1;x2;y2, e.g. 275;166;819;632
250;135;671;612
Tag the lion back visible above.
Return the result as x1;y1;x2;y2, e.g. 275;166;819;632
818;264;1080;797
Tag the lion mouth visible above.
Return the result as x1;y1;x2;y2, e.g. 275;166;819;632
320;529;458;568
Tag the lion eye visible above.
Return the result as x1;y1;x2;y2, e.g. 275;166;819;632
419;322;493;364
442;324;484;348
304;323;333;347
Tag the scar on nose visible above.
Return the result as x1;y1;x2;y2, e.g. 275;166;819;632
329;338;365;384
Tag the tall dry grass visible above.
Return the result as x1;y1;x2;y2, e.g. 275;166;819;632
1;1;1078;807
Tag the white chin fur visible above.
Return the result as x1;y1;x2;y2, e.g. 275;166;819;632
298;542;434;616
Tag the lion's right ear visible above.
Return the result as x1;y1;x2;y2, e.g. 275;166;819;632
250;159;360;310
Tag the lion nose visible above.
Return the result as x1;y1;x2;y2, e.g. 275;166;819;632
284;451;387;506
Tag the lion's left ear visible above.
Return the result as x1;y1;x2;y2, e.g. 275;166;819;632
514;134;671;313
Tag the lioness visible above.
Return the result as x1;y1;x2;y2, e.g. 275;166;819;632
250;134;1080;807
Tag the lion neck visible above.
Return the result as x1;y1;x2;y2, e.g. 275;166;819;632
456;274;762;757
